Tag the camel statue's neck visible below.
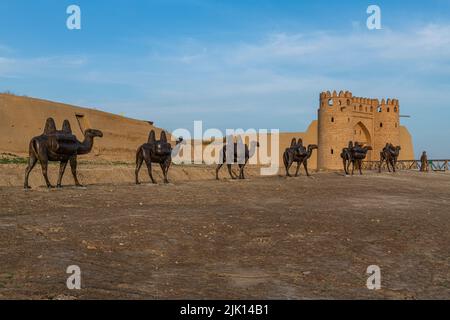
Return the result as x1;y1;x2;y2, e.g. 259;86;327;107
388;146;399;156
77;134;95;155
306;146;315;158
172;141;185;156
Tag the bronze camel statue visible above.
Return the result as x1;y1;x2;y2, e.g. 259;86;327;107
24;118;103;189
341;141;370;175
135;130;182;184
215;138;260;180
340;141;354;175
283;138;318;177
347;142;373;175
379;143;401;173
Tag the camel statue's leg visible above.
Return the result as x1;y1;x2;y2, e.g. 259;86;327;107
379;153;384;173
70;156;83;187
392;159;397;173
40;160;53;188
287;153;294;177
295;162;301;177
347;157;352;175
283;154;288;176
283;153;292;177
227;164;236;179
24;153;38;189
160;163;166;182
351;160;355;176
161;158;171;183
165;160;171;183
303;159;310;177
215;164;223;180
216;149;226;180
135;149;144;185
239;161;247;179
343;158;348;175
57;160;69;188
145;158;156;184
387;158;392;172
37;153;53;188
243;159;249;179
358;160;363;175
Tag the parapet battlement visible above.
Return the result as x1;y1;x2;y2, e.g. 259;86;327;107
319;90;400;112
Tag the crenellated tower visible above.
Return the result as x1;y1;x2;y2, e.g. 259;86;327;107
373;98;400;156
318;90;353;170
317;90;402;170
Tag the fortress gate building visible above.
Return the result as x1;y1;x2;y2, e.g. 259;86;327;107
318;90;401;170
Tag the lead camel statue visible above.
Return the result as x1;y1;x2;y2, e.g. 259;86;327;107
24;118;103;189
340;141;354;175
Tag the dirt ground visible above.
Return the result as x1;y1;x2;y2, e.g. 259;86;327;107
0;166;449;300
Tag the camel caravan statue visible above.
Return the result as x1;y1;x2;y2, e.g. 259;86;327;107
135;130;183;184
283;138;318;177
379;143;401;173
24;118;103;189
215;137;260;180
22;117;404;188
340;141;373;175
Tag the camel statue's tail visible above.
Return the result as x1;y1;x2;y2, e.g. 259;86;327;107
29;138;39;158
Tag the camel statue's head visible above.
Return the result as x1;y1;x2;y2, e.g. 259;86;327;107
386;144;400;155
176;137;184;145
354;141;363;148
85;129;103;138
306;145;318;157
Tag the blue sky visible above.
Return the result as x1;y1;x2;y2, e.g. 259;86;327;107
1;0;450;157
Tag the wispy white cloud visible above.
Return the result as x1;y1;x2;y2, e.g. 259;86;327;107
222;24;450;68
3;23;450;94
127;23;450;110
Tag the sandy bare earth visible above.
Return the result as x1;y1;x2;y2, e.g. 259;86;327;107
0;167;449;300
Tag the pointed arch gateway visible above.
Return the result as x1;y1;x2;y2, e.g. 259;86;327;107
353;121;372;161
